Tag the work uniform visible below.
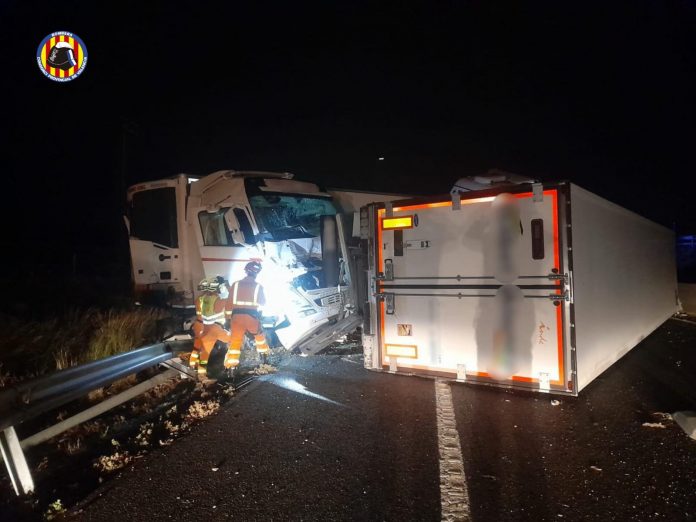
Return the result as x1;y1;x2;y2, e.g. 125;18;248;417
224;276;268;368
191;290;233;376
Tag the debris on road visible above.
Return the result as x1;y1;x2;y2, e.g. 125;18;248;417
551;399;560;406
44;499;66;520
590;465;602;472
94;451;133;473
252;364;278;375
642;422;667;429
186;400;220;421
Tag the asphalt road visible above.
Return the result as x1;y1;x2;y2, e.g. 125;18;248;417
72;319;696;521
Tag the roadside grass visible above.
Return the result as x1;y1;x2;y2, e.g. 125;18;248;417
0;307;170;386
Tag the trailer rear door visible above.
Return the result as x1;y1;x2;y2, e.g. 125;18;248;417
372;187;572;394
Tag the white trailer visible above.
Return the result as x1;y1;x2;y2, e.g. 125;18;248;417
360;181;678;395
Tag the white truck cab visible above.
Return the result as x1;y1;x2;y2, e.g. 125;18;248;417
126;170;355;351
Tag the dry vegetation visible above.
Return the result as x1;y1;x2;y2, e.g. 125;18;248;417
0;307;169;386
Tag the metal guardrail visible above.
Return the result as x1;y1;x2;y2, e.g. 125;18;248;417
0;338;193;496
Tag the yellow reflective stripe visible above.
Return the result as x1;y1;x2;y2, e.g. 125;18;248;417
227;350;241;355
225;310;233;316
232;282;260;306
202;311;225;319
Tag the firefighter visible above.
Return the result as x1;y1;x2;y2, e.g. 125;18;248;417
190;276;232;378
224;261;269;369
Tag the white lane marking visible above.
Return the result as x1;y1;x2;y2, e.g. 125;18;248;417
435;380;471;521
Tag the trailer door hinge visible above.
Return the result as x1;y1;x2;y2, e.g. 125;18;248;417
384;293;395;315
375;259;394;281
532;182;543;202
384;201;393;218
376;292;396;315
384;259;394;281
451;192;461;210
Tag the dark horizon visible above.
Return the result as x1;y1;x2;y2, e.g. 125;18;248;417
3;1;696;275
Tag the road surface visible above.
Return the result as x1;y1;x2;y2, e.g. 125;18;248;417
73;319;696;521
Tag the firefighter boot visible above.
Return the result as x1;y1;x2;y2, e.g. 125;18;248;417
197;360;209;380
189;350;201;370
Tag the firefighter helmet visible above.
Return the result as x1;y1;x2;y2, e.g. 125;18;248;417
198;276;229;293
244;261;262;277
47;41;77;71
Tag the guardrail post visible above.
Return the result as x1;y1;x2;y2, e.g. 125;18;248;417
0;426;34;495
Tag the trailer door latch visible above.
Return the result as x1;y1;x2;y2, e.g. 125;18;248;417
547;291;570;302
405;239;430;249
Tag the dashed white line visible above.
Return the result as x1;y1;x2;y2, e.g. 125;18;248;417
435;380;471;521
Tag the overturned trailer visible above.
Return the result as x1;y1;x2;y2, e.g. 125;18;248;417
358;180;678;395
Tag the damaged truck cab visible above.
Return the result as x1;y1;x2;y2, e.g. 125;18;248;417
126;170;355;351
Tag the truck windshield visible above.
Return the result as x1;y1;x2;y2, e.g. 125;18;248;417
249;194;336;241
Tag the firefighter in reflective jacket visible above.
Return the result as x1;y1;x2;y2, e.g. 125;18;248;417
224;261;269;369
190;276;232;377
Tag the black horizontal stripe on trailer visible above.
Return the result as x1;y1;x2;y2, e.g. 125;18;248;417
379;283;561;290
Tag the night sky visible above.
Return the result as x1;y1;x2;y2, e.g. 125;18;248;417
3;1;695;275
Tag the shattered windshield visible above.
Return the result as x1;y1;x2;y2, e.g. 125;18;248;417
249;194;336;241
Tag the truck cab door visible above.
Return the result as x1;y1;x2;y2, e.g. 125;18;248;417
195;206;260;285
128;184;183;299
